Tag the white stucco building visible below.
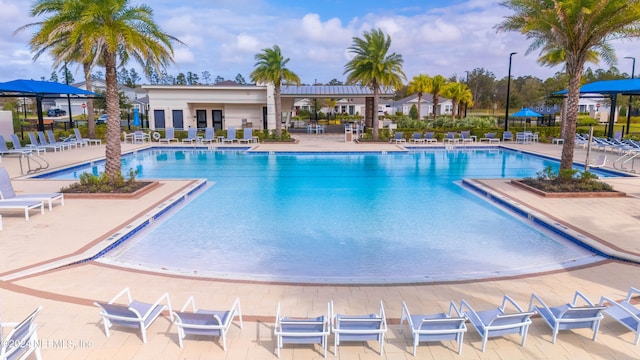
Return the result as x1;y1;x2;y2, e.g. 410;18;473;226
389;93;453;117
142;84;395;130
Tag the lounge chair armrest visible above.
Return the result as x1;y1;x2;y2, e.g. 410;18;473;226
599;296;640;320
599;295;614;307
501;295;524;313
329;300;334;324
572;290;596;307
109;287;133;304
1;322;19;330
627;287;640;302
399;302;411;332
528;293;549;312
459;300;479;321
144;292;172;321
379;301;387;330
227;297;243;329
448;300;464;318
275;303;282;330
180;295;197;312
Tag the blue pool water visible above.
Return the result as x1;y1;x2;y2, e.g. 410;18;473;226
49;148;608;283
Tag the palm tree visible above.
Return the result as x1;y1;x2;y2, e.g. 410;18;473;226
443;82;474;120
324;98;338;119
23;0;180;182
426;75;448;119
458;89;474;120
250;45;300;139
344;28;405;140
497;0;640;173
407;74;430;120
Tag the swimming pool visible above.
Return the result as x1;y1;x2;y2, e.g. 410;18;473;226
48;148;610;283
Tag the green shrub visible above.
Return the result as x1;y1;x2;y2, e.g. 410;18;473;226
61;168;141;193
396;117;428;130
577;115;599;126
522;165;614;192
409;104;418;120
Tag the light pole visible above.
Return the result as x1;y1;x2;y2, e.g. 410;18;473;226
504;52;517;131
464;70;470;118
625;56;635;135
64;62;74;128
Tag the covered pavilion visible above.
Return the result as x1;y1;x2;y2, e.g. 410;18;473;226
0;79;96;131
556;79;640;138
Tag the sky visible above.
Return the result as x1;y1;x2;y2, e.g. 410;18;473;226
1;0;639;85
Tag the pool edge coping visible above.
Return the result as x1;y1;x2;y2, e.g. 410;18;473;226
463;178;640;264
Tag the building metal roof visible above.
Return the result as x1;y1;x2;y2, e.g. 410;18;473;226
281;85;395;97
0;79;96;96
555;79;640;96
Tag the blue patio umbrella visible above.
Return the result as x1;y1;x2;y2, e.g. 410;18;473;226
511;108;542;131
511;108;543;118
133;108;140;126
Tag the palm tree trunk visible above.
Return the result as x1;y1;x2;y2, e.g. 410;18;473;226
372;83;379;140
451;100;457;121
417;92;422;120
274;84;282;139
84;63;95;138
560;68;581;172
104;51;122;181
433;96;439;119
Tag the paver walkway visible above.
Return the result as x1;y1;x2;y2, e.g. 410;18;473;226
1;135;640;359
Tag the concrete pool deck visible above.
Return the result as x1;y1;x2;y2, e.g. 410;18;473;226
1;135;640;359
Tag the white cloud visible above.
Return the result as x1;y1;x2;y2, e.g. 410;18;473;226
300;14;352;44
0;1;638;84
173;47;195;64
420;19;462;42
236;34;261;53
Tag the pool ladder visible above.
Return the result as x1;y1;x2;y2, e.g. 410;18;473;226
613;150;640;173
13;152;50;175
444;142;457;150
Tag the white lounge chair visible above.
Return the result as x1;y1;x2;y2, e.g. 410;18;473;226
172;296;242;350
502;131;514;142
0;167;64;211
391;131;406;144
158;128;178;143
94;288;172;343
31;132;63;152
46;130;74;149
0;199;44;221
41;131;70;151
274;302;329;358
331;300;387;355
443;132;458;143
0;135;32;156
0;306;42;360
480;133;500;143
529;291;606;343
9;134;41;155
182;128;198;144
27;132;48;153
460;131;474;143
410;132;425;143
201;128;216;144
238;128;254;144
599;287;640;345
400;301;467;356
223;128;236;143
74;128;102;146
424;132;438;143
460;295;535;352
